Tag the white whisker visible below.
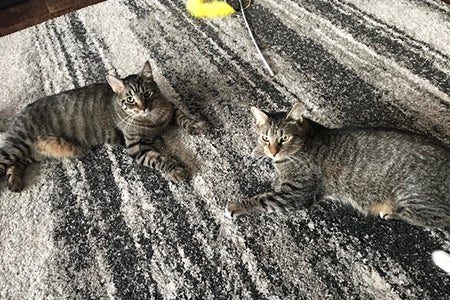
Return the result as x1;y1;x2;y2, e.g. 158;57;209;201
117;114;133;126
114;105;136;128
125;115;138;132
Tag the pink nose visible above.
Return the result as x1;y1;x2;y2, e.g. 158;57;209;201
137;103;145;111
268;144;279;156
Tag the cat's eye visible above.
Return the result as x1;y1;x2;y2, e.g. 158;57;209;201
143;90;153;98
280;135;291;143
125;96;134;104
261;136;269;142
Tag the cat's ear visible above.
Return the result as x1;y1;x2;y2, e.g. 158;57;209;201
251;106;269;126
140;61;153;81
286;102;306;123
106;75;125;94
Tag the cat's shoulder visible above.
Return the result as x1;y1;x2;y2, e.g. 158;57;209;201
63;82;110;94
47;82;112;102
307;118;426;139
306;119;449;152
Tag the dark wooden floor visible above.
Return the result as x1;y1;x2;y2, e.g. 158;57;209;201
1;0;450;37
0;0;104;37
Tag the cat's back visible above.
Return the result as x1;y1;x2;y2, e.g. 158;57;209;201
309;123;449;201
313;124;449;163
22;83;111;112
9;82;117;145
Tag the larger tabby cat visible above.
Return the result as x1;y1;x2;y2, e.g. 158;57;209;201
226;102;450;228
0;61;205;192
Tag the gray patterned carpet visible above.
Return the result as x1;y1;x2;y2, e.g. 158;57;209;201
1;0;450;299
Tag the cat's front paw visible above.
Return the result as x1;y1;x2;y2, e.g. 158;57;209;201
5;166;25;192
187;121;207;135
225;201;246;219
7;174;24;192
167;166;190;184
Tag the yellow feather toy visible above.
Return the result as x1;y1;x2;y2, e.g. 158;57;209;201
185;0;273;76
186;0;235;18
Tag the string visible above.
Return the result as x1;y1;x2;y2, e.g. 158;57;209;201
244;0;251;10
237;0;274;76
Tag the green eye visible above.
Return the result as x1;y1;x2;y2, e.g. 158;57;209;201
261;136;269;142
280;135;291;142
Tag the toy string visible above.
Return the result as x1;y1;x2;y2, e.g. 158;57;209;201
238;0;274;76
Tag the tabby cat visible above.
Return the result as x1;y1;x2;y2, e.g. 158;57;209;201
226;102;450;228
0;61;206;192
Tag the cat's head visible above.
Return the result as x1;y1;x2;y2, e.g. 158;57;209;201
251;102;307;161
106;61;160;116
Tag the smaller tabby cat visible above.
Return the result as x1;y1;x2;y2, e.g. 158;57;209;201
226;102;450;228
0;61;206;192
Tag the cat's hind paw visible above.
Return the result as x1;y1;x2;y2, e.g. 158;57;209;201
167;166;191;184
225;201;246;219
379;211;401;222
379;212;393;220
187;121;207;135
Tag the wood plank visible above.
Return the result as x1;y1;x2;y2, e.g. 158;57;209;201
45;0;104;15
0;0;49;36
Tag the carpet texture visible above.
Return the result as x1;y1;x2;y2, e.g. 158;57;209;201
1;0;450;299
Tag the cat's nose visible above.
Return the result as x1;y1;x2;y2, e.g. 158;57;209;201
268;144;280;156
137;103;145;111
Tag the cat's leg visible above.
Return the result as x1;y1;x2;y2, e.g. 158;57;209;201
5;160;30;192
139;150;190;183
0;142;30;177
226;191;296;218
369;196;396;220
34;137;86;158
226;182;317;219
174;108;207;135
125;136;190;183
0;151;9;178
384;167;450;227
0;139;34;191
390;196;450;227
370;193;450;227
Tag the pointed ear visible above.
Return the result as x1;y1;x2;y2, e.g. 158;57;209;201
286;102;306;122
251;106;269;126
140;61;153;81
106;75;125;94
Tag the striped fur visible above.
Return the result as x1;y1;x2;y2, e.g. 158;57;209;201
1;0;450;298
226;103;450;228
0;61;205;191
